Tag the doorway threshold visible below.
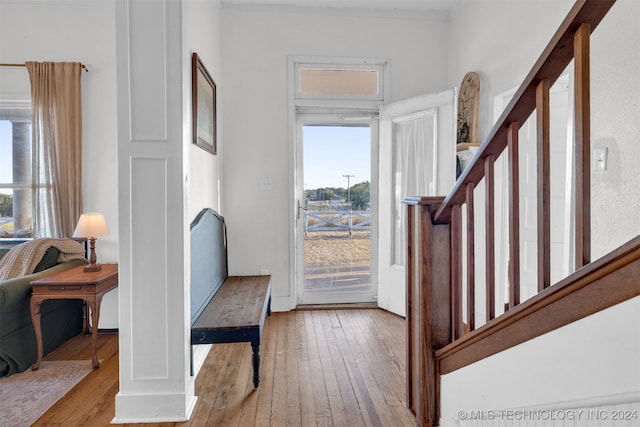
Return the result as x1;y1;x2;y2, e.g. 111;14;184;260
294;302;378;311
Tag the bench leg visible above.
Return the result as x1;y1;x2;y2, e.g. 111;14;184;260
252;344;260;388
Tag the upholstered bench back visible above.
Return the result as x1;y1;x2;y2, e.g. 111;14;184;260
190;208;228;325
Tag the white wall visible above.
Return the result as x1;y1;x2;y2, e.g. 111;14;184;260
447;0;574;141
182;0;223;385
184;0;223;221
589;0;640;258
0;0;120;326
220;5;451;310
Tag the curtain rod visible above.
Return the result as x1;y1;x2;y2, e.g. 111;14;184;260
0;62;89;72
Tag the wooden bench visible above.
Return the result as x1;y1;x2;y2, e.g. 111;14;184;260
190;208;271;388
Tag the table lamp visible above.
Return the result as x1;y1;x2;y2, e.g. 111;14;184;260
73;213;110;272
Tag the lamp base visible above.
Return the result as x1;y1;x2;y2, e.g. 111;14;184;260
83;264;102;273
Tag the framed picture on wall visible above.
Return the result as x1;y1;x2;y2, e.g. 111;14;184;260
192;52;217;155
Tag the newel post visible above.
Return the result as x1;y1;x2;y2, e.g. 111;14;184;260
404;197;452;427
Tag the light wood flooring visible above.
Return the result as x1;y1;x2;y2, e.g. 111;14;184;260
33;308;415;426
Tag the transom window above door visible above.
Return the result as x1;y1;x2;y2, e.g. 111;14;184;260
299;68;379;97
293;59;386;102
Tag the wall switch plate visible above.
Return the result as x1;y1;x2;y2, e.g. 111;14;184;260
593;147;608;171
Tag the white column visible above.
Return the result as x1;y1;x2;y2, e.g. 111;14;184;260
113;0;195;422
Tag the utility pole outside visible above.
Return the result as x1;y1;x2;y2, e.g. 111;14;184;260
343;174;354;236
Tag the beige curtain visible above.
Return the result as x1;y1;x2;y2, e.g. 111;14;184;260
26;62;83;238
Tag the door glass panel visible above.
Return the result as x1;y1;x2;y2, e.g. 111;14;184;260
302;125;372;296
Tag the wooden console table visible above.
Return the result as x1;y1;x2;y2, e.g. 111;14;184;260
30;263;118;370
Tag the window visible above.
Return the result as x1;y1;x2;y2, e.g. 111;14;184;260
0;103;34;238
299;68;379;96
293;59;386;102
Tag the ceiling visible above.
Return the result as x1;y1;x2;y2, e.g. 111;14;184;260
221;0;462;12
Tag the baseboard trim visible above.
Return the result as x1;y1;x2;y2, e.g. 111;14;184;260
113;390;197;423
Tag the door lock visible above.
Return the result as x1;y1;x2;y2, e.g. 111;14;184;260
297;200;307;220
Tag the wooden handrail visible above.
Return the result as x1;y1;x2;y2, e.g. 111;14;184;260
433;0;616;225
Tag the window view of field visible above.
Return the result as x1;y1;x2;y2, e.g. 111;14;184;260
302;124;372;296
303;200;371;293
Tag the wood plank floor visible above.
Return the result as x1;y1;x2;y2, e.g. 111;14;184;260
33;308;415;427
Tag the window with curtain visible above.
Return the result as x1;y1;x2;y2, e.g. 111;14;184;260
0;62;83;239
392;110;438;266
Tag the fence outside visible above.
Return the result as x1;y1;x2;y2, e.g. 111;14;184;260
304;210;371;233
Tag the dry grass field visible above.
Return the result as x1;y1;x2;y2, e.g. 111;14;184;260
304;230;371;267
303;230;372;292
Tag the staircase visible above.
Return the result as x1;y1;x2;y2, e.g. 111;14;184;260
403;1;640;425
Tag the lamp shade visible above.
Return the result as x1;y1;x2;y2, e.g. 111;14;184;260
73;213;110;238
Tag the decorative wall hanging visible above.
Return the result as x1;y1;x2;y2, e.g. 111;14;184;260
457;71;480;146
192;52;217;155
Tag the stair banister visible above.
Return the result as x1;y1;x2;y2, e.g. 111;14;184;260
403;1;626;426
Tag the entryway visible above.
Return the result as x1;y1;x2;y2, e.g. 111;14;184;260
298;122;377;305
290;56;385;307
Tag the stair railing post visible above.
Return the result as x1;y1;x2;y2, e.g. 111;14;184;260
404;196;452;427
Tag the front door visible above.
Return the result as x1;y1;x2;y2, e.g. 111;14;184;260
296;117;378;305
377;90;456;316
